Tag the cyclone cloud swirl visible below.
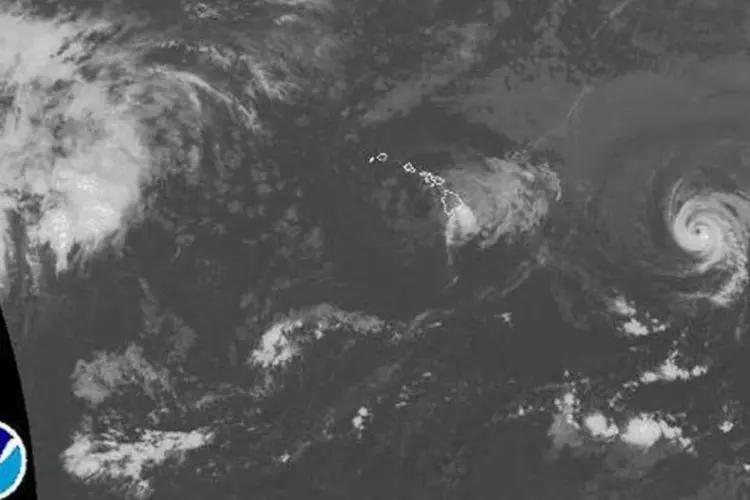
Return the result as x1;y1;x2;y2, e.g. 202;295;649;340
562;63;750;314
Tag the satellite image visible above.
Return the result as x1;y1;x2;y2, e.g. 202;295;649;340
4;0;750;499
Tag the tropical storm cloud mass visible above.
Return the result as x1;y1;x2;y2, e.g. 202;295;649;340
561;61;750;316
0;8;152;280
0;1;341;295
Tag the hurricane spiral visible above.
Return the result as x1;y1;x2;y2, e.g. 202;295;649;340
562;62;750;313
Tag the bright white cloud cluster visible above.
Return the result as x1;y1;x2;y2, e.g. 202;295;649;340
549;389;693;453
0;7;285;291
63;428;214;499
0;9;157;285
607;295;668;336
583;412;619;439
639;353;708;384
620;415;692;449
250;319;306;368
249;304;387;369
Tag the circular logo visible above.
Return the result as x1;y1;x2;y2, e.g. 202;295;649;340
0;422;26;499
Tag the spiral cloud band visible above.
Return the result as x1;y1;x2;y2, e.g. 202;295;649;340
563;62;750;312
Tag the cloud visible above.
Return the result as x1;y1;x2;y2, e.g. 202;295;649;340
0;9;155;283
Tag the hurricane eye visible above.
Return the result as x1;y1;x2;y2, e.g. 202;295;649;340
691;223;710;240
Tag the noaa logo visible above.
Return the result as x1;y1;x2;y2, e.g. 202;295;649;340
0;422;26;499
